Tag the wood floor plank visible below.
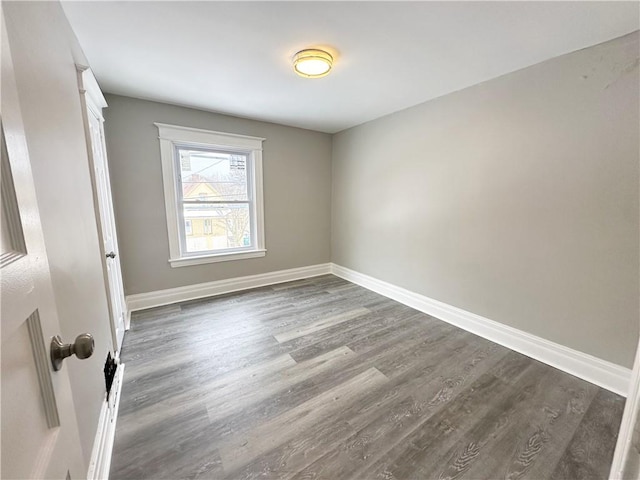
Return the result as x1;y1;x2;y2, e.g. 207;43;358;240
295;372;513;480
116;353;297;437
287;308;426;362
273;307;371;343
111;404;212;479
196;375;325;448
110;275;624;480
423;361;598;480
203;320;486;459
474;361;599;480
550;388;625;479
217;367;389;475
355;361;549;480
291;342;510;480
205;346;355;423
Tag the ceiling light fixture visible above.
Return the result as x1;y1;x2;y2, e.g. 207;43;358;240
293;49;333;78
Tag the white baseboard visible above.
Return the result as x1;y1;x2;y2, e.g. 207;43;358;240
331;263;631;397
87;363;125;480
126;263;332;312
123;261;630;395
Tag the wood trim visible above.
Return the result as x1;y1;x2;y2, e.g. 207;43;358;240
154;123;265;148
609;339;640;478
155;123;266;267
169;249;266;267
157;134;182;262
252;148;265;252
124;310;131;333
1;124;27;261
126;263;332;311
330;263;631;397
76;65;127;354
87;364;125;480
26;310;60;428
0;250;25;268
76;65;107;112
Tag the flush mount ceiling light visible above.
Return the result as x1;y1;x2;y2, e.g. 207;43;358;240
293;49;333;78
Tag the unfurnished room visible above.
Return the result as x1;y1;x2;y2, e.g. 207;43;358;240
1;1;639;479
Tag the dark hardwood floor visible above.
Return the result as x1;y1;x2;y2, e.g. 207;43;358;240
111;275;624;479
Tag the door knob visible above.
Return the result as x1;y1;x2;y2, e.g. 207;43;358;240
106;251;116;259
50;333;95;371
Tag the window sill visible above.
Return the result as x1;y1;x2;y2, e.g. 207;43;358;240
169;249;266;268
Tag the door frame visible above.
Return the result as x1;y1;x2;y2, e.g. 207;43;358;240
76;65;128;354
610;337;640;478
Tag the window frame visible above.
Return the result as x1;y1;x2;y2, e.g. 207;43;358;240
156;123;266;268
174;145;255;256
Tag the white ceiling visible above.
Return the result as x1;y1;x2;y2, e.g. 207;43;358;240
61;1;639;134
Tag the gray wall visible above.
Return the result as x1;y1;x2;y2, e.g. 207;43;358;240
332;32;640;368
104;95;332;295
4;1;115;466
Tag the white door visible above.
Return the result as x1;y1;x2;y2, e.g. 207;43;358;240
0;19;85;479
78;68;127;354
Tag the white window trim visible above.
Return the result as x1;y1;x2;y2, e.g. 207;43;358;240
155;123;266;268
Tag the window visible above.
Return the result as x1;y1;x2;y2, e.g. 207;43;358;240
156;123;265;267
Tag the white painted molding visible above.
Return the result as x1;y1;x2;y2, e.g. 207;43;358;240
330;263;631;396
126;263;332;312
610;339;640;478
0;142;27;261
26;310;60;428
155;123;266;268
169;249;266;268
154;123;265;149
76;65;107;115
87;363;125;480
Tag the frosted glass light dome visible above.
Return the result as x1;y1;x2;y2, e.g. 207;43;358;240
293;49;333;78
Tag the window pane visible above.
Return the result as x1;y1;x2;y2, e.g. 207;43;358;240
178;148;248;202
183;203;251;253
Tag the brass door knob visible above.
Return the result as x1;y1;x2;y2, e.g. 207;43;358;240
50;333;94;371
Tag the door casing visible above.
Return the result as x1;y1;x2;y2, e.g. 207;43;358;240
77;66;128;354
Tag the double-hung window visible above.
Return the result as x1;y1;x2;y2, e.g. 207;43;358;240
156;123;265;267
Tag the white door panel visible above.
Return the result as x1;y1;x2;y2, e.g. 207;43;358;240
1;16;85;478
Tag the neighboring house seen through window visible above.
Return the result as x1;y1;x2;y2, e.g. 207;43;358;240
156;123;265;267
